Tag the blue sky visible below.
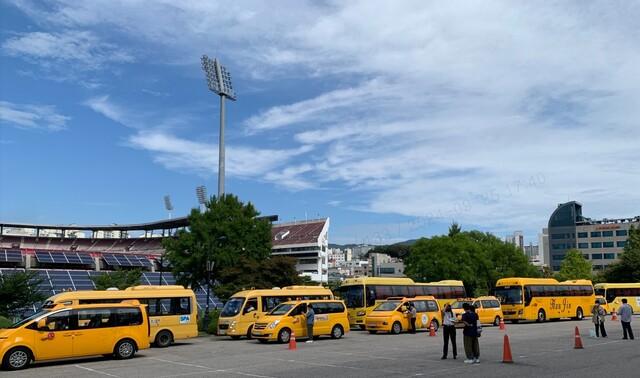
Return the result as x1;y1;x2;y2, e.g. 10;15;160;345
1;1;639;245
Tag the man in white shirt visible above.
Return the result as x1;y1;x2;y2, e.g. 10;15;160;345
618;298;634;340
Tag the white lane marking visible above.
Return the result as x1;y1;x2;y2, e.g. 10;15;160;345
148;357;210;369
74;364;121;377
158;368;277;378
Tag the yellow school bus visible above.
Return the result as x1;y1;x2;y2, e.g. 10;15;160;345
251;299;349;343
494;278;595;323
0;303;150;370
41;285;197;347
217;286;334;339
336;277;466;328
364;296;442;334
594;283;640;314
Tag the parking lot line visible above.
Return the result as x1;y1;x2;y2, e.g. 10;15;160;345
74;364;122;377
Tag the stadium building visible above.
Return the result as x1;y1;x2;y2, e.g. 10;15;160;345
544;201;639;272
271;218;329;283
0;217;220;312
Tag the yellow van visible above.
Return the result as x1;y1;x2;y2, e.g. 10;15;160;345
0;303;150;370
251;300;349;343
365;296;442;334
217;286;333;339
42;285;198;347
451;296;504;326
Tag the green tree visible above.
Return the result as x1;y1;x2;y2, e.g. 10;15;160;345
556;249;592;281
91;269;142;290
448;222;461;237
163;194;274;298
0;270;45;317
404;230;539;296
604;226;640;282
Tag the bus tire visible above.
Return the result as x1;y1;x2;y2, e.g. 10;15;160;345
155;330;173;348
430;319;439;332
331;325;344;339
277;328;291;344
2;346;32;370
536;309;546;323
574;307;584;320
494;316;501;326
114;339;137;360
391;322;402;334
246;326;254;340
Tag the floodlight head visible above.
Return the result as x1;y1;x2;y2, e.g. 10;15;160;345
196;185;208;205
201;55;237;101
163;195;173;211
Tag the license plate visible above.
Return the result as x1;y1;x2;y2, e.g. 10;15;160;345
218;329;226;335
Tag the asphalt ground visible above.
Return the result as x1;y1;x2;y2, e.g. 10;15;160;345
3;315;639;378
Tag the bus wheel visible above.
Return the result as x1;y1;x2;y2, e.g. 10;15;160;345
246;326;253;340
2;347;31;370
574;307;584;320
537;309;546;323
494;316;501;326
277;328;291;344
155;330;173;348
391;322;402;334
331;325;344;339
114;339;137;360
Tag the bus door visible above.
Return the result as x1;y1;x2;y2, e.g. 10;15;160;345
289;303;308;337
239;297;259;334
33;310;74;360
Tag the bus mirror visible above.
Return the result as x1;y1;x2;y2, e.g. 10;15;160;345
37;319;47;330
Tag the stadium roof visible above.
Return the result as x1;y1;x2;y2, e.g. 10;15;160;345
272;218;328;247
0;214;278;234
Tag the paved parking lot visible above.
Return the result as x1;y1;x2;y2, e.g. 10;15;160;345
4;316;638;377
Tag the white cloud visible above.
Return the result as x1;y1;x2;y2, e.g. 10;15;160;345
2;30;133;70
0;101;70;131
11;1;640;237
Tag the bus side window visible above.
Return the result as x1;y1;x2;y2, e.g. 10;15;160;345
367;287;376;307
524;287;532;306
243;298;258;314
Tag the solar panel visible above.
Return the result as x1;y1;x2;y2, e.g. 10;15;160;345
78;253;94;264
103;253;152;267
35;251;54;263
0;250;22;263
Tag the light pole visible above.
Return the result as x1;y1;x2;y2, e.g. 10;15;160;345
163;195;173;219
201;55;236;198
203;259;215;330
196;185;208;212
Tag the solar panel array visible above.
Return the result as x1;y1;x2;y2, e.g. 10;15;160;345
0;249;22;263
35;251;94;265
0;268;222;313
103;253;153;267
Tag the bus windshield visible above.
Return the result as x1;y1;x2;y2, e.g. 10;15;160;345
494;287;523;304
594;288;605;297
373;301;401;312
220;297;245;317
269;303;296;316
337;285;364;308
8;310;49;329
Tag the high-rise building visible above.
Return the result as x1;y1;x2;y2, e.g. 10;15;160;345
506;231;525;251
544;201;639;272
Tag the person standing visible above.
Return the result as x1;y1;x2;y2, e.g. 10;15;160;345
591;300;607;338
305;304;315;343
441;304;457;360
409;302;417;334
461;303;480;363
618;298;634;340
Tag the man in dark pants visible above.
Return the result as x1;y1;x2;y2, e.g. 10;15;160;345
462;303;480;363
305;304;315;343
408;302;417;334
618;298;634;340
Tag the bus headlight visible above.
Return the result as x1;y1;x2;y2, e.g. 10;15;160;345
268;320;280;329
229;321;237;328
517;310;523;315
357;311;366;316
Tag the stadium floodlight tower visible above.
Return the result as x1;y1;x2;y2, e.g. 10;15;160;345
196;185;208;212
201;55;236;198
163;195;173;220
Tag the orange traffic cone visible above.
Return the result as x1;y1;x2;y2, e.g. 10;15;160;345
499;318;506;331
611;311;617;321
288;331;297;350
429;323;436;337
574;326;583;349
502;335;513;363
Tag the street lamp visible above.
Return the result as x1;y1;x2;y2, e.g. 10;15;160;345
163;195;173;219
201;55;236;198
